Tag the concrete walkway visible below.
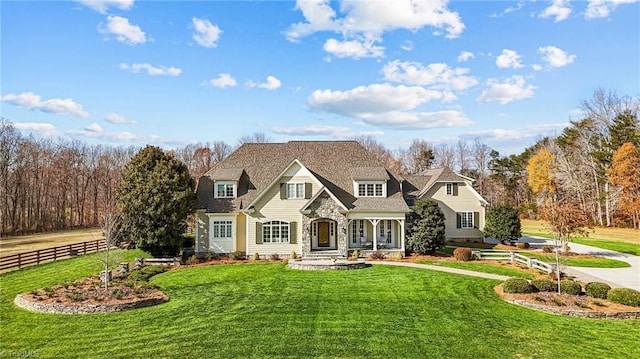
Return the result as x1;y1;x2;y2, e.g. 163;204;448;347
516;236;640;291
365;260;511;281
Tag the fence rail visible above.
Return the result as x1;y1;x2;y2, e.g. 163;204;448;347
472;250;555;274
0;239;107;272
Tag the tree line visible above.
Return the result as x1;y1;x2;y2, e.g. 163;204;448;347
1;89;638;236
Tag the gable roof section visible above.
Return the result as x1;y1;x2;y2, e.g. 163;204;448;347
196;141;409;213
300;186;348;212
404;167;488;206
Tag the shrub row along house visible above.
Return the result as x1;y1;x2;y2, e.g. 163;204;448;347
195;141;488;258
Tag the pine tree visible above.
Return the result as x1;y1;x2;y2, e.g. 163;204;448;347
484;205;521;245
407;199;446;254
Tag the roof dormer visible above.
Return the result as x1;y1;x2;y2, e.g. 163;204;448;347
350;167;389;198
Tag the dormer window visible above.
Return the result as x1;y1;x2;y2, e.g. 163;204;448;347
446;183;458;196
215;181;236;198
355;181;386;197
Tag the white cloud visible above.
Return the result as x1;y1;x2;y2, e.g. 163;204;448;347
285;0;465;58
400;40;414;51
85;122;103;132
539;0;572;22
207;73;237;88
67;129;193;146
104;112;135;124
13;122;58;137
248;76;282;90
100;16;147;45
460;123;568;142
476;76;537;104
192;17;222;48
532;64;543;71
2;92;90;118
119;63;182;76
538;46;576;67
271;125;351;137
585;0;638;19
323;37;385;59
490;1;525;18
307;83;470;130
457;50;474;62
496;49;524;69
75;0;134;14
381;60;478;91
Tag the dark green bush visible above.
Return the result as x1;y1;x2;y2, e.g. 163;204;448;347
503;278;534;293
453;247;473;261
531;278;557;292
585;282;611;299
607;288;640;307
484;204;521;244
407;199;446;254
559;280;582;295
516;242;530;249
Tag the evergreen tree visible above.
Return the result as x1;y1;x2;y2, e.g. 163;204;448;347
116;146;196;257
484;204;521;244
407;199;446;254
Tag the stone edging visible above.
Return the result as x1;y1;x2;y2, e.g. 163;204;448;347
14;293;168;314
502;297;640;319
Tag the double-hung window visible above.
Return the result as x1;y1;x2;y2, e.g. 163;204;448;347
460;212;474;229
212;220;233;239
446;183;454;196
215;182;236;198
287;183;305;199
263;220;290;243
357;182;384;197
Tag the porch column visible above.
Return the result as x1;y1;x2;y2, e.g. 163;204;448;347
370;219;380;251
399;219;405;254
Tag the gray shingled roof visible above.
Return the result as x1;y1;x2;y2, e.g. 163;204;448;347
196;141;409;213
349;167;390;181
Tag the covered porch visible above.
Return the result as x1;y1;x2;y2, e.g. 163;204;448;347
347;215;405;253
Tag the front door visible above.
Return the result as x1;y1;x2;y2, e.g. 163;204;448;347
318;222;330;247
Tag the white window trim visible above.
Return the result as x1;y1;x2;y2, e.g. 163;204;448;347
214;181;237;199
286;182;305;199
211;220;233;240
460;211;474;229
208;215;236;240
353;181;387;198
262;220;291;244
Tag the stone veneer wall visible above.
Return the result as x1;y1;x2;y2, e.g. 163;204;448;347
302;194;348;257
14;293;168;314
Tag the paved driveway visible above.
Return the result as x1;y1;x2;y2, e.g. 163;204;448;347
518;236;640;291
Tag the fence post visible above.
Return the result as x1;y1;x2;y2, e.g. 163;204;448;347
53;247;57;261
527;257;532;269
84;241;87;254
18;252;22;268
510;251;515;264
37;250;40;264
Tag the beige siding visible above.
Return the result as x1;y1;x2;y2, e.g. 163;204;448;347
246;173;317;256
195;211;209;252
236;212;246;253
422;182;485;239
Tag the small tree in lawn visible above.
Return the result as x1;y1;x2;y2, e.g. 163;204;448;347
98;212;122;291
116;146;196;257
484;204;521;245
407;199;446;254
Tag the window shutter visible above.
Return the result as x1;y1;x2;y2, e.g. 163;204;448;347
305;183;312;199
280;183;287;199
453;183;459;196
474;212;480;229
256;222;263;244
289;222;297;244
456;213;461;228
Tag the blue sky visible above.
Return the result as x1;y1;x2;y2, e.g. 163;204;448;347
2;0;638;155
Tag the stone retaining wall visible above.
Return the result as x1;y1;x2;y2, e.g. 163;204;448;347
14;293;168;314
504;298;640;319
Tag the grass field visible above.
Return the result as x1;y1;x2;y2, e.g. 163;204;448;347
416;260;535;279
522;219;640;256
0;228;103;256
1;255;639;358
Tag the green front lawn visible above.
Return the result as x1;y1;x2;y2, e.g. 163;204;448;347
2;257;639;358
416;260;534;279
524;252;631;268
524;231;640;256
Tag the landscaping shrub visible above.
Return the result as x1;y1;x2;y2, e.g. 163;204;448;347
516;242;530;249
395;251;403;260
229;251;245;260
607;288;640;307
542;245;554;253
531;278;557;292
269;253;280;261
483;204;521;244
351;250;359;259
407;199;446;254
289;251;297;259
585;282;611;299
185;255;200;265
128;265;166;282
503;278;534;293
368;251;385;260
452;247;473;262
559;280;582;295
204;251;218;261
253;252;260;260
